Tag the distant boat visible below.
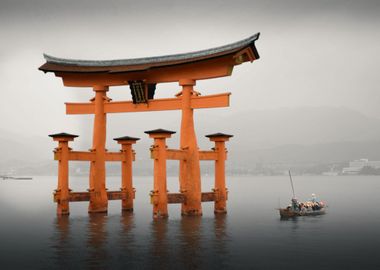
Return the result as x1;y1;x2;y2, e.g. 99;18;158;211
12;177;33;180
278;171;326;218
279;203;326;218
1;175;33;180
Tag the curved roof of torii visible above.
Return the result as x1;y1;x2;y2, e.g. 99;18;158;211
39;33;260;74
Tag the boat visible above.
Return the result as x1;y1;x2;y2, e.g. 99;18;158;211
1;175;33;180
11;177;33;180
279;204;326;218
278;171;326;218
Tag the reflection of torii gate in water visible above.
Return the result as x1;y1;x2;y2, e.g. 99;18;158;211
40;33;260;218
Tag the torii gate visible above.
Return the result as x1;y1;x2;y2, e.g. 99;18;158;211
40;33;260;217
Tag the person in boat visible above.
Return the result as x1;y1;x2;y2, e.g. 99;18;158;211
312;203;317;211
308;194;315;210
291;198;299;211
299;203;307;214
310;194;324;210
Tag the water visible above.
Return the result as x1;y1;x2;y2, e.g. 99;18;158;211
0;175;379;269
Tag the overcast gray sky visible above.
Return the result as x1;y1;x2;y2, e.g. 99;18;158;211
0;0;379;139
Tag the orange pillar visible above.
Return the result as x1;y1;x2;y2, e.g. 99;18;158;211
114;136;140;212
145;129;175;218
206;133;233;214
179;79;202;216
49;133;78;215
89;85;108;213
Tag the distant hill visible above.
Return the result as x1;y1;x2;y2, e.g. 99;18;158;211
0;130;51;162
231;141;380;165
107;106;380;152
2;106;380;174
194;106;380;150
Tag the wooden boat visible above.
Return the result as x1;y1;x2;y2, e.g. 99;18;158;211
279;206;326;218
279;170;326;218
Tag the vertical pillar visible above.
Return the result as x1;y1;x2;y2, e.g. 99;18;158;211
89;85;109;213
114;136;140;212
145;129;175;218
178;79;202;216
49;133;78;215
206;133;233;214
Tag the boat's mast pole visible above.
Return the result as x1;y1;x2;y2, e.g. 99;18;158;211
288;170;296;199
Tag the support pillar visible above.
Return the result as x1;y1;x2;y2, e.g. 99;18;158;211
114;136;140;212
206;133;233;214
145;129;175;218
179;79;202;216
89;85;109;213
49;132;78;215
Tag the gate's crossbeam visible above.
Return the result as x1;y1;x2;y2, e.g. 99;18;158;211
166;192;218;204
150;149;219;161
54;191;129;202
66;92;230;115
54;151;136;162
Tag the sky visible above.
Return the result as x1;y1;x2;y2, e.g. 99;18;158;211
0;0;379;140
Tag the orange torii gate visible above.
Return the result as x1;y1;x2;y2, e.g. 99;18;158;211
40;33;260;217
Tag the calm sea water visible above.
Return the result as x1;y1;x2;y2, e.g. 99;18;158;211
0;175;379;270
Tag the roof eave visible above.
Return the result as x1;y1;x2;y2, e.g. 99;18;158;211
39;33;260;73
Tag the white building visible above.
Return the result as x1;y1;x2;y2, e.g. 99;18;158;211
342;159;380;175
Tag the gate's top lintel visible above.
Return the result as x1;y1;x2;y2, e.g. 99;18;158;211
38;33;260;87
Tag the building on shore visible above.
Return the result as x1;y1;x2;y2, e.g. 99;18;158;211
342;159;380;175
